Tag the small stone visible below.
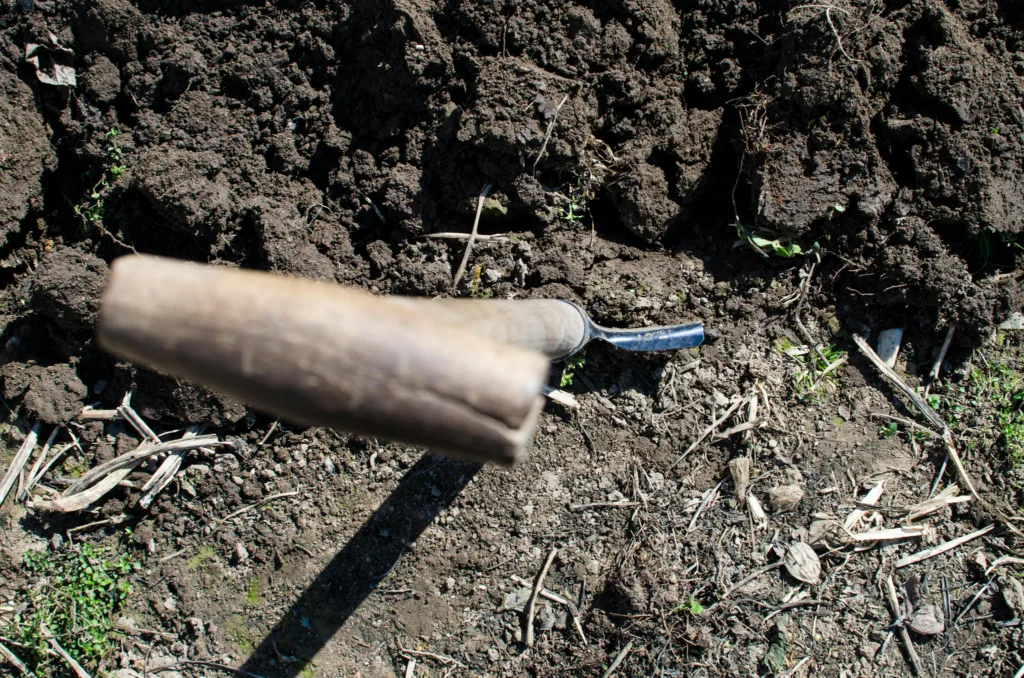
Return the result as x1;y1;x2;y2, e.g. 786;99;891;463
231;475;244;486
323;457;337;475
770;484;804;512
163;597;177;612
444;577;456;592
807;518;841;547
483;268;502;284
234;543;249;564
50;533;64;550
147;538;158;555
908;604;944;635
713;391;730;407
783;542;821;585
1001;576;1024;617
187;617;205;636
487;647;500;662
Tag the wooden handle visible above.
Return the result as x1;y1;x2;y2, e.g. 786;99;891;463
384;298;588;359
97;256;550;465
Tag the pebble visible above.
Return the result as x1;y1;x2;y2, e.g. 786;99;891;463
231;475;244;486
163;597;177;612
444;577;456;592
770;483;805;512
234;543;249;564
323;457;337;475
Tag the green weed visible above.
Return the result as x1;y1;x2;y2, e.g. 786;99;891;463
736;221;804;258
778;341;847;402
939;357;1024;470
557;177;587;224
879;422;898;438
671;595;704;616
559;351;586;388
74;128;126;226
2;543;132;675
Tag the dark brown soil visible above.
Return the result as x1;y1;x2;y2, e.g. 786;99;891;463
1;0;1023;676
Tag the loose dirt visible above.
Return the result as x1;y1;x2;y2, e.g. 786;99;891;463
1;1;1023;676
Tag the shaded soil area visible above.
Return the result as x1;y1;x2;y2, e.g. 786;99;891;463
1;0;1023;676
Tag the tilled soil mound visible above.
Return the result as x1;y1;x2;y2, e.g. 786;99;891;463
2;1;1024;677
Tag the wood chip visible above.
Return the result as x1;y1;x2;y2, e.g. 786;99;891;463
542;386;579;409
747;492;767;527
844;481;884;530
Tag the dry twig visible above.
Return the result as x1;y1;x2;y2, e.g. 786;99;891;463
600;641;633;678
523;548;559;647
883;576;922;676
397;644;466;668
669;397;744;470
930;327;955;381
532;94;569;175
985;555;1024;576
42;625;92;678
20;426;58;501
895;524;995;568
509;575;587;644
687;480;725;533
451;183;493;289
0;422;39;508
0;641;30;676
150;660;265;677
214;491;300;527
852;334;987;514
33;435;222;513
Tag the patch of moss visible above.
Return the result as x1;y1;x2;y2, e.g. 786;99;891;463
226;614;254;653
245;577;263;606
186;545;216;571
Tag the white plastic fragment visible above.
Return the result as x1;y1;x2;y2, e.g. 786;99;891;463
876;328;904;369
999;312;1024;330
